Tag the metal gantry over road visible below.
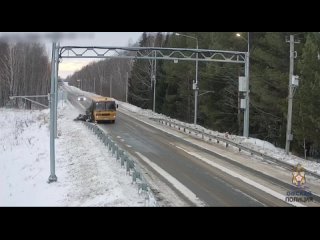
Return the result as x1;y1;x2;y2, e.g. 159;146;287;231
59;46;246;63
48;44;250;183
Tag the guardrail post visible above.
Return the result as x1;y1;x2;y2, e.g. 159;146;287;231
107;136;111;146
120;154;124;167
121;154;127;167
104;136;109;146
132;169;141;183
126;158;131;174
116;148;120;160
109;140;113;151
121;150;125;161
112;144;117;156
138;183;148;195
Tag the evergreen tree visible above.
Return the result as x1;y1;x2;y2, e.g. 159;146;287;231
250;32;290;146
294;32;320;157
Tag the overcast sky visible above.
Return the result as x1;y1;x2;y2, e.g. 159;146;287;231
57;32;143;78
0;32;143;78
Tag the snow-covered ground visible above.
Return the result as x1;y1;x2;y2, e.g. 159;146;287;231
0;100;155;206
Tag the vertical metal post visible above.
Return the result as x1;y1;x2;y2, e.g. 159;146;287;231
285;35;295;154
110;75;112;97
54;42;59;139
52;51;57;139
48;42;57;183
126;72;128;103
174;33;199;124
61;91;64;108
243;33;250;138
94;77;96;94
153;51;157;112
238;90;241;136
194;41;199;125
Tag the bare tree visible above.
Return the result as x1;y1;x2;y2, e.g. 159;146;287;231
0;41;50;108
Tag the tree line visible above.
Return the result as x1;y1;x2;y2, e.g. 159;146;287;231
0;40;51;108
66;58;132;101
68;32;320;159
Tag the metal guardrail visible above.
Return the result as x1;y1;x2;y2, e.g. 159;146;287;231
150;118;320;180
82;121;157;206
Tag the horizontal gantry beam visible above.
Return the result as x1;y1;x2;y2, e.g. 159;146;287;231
59;46;247;64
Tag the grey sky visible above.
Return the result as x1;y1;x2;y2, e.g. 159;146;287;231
0;32;143;78
57;32;143;78
59;32;142;47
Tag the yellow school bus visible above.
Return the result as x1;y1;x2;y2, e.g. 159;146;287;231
86;97;118;123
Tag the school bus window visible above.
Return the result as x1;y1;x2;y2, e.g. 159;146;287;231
95;102;105;111
106;101;116;110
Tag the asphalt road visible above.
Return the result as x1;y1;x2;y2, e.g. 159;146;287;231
66;88;290;206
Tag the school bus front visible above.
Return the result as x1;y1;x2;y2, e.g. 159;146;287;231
90;98;117;123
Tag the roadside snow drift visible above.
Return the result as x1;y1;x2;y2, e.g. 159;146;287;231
0;102;152;206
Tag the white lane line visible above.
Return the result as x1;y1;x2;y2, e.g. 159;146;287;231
119;108;305;206
173;145;305;207
135;152;205;206
168;142;266;206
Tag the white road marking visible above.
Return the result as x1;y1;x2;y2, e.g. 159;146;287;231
173;145;306;207
126;145;132;148
135;152;205;206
